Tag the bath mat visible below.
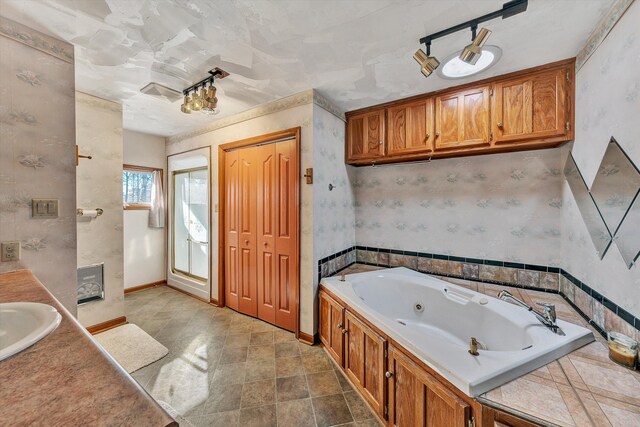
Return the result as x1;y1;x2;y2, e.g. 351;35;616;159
94;324;168;373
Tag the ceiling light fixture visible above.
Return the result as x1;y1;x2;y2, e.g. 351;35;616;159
414;0;528;78
180;67;229;115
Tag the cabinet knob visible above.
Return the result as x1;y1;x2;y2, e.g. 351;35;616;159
435;131;440;137
342;329;348;334
378;140;383;145
425;133;430;139
497;122;503;128
385;371;393;378
336;323;343;329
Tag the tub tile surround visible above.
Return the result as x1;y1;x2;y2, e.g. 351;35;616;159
334;264;640;427
318;246;640;343
125;286;382;427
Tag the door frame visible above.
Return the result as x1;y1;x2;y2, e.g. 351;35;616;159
218;127;301;338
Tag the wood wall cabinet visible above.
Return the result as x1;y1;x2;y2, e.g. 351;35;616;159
435;85;491;151
343;311;386;417
492;68;568;144
388;345;471;427
346;109;386;162
319;291;345;366
386;98;434;157
345;58;575;166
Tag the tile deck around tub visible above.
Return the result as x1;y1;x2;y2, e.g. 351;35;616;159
124;285;383;427
335;264;640;427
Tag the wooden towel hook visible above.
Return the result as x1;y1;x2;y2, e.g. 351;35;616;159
75;145;93;166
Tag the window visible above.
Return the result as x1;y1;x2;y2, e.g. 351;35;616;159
122;165;161;209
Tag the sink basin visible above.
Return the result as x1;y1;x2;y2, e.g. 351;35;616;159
0;302;62;361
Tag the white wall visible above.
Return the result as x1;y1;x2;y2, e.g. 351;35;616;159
562;1;640;319
123;129;166;289
76;92;124;327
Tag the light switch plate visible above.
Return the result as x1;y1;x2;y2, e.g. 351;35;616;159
1;241;20;262
32;199;58;218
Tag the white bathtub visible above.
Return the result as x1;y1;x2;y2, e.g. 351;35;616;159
321;267;594;397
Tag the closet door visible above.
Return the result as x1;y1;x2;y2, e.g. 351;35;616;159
224;150;240;310
238;147;258;317
274;139;298;331
257;144;276;323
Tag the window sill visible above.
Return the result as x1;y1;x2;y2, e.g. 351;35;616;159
123;205;151;211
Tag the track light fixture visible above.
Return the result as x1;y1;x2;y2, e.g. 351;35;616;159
413;43;440;77
415;0;527;78
460;27;492;65
180;67;228;115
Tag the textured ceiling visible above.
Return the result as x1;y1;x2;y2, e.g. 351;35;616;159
0;0;613;137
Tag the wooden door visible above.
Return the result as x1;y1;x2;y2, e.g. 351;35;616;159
344;311;386;417
388;345;470;427
319;291;344;366
238;147;258;317
493;68;568;144
387;98;434;157
347;110;385;162
435;86;490;151
257;144;276;324
274;139;298;331
224;150;240;310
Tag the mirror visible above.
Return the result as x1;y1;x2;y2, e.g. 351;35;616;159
564;153;612;259
615;195;640;268
590;138;640;234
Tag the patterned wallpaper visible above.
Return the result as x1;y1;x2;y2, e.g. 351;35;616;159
355;148;563;267
75;92;125;327
0;18;77;314
563;0;640;319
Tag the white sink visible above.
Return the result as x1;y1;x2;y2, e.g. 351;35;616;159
0;302;62;361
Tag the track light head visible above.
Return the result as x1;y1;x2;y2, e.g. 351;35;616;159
414;48;440;78
459;27;491;65
180;95;192;114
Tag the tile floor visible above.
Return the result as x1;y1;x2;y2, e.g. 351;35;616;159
125;286;382;427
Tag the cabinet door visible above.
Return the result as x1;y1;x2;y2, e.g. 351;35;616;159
347;110;385;162
387;98;434;157
435;86;490;151
493;68;567;144
319;291;344;366
344;311;386;417
388;345;470;427
483;407;541;427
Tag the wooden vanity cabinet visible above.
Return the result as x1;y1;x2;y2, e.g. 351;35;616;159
346;109;386;163
343;310;387;417
492;66;570;145
319;290;345;366
435;85;491;151
482;407;541;427
387;345;471;427
386;98;435;157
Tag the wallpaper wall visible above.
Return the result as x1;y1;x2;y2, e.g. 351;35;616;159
0;17;77;314
76;92;125;327
355;148;563;267
562;0;640;320
166;95;316;334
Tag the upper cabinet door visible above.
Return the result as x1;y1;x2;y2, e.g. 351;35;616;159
435;86;491;151
493;67;568;144
387;98;434;157
347;110;385;162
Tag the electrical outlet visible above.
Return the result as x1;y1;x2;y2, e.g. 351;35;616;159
1;241;20;262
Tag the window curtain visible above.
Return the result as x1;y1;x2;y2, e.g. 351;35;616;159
148;170;165;228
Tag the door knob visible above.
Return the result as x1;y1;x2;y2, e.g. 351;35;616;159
264;242;268;247
385;371;393;378
244;239;249;245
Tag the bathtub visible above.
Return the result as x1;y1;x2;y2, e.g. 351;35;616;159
320;267;594;397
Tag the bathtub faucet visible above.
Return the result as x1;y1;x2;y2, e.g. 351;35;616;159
497;290;565;335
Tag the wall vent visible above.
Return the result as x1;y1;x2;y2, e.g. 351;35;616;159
140;82;182;102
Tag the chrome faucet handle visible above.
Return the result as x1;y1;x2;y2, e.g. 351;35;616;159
536;302;556;322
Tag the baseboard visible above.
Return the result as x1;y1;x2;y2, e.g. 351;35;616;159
298;331;316;346
86;316;127;335
124;280;166;294
165;283;209;303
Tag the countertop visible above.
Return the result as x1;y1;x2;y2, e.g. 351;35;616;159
0;270;177;427
336;264;640;427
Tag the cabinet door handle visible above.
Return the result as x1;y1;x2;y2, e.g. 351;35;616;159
385;371;393;378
